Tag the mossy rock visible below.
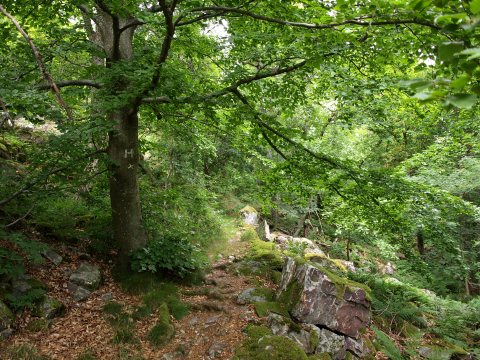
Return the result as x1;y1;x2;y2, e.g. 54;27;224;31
148;303;174;346
254;301;289;318
32;297;65;319
234;334;309;360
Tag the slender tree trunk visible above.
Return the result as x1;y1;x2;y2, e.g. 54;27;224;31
108;107;147;268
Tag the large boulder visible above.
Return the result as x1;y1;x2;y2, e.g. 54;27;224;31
277;257;371;339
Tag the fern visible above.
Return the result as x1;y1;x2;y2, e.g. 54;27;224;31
372;326;404;360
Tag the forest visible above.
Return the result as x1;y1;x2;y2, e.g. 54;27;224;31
0;0;479;359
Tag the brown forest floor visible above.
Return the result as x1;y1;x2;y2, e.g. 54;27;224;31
1;231;272;360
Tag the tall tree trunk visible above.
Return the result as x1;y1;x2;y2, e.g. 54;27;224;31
108;107;147;268
81;4;146;267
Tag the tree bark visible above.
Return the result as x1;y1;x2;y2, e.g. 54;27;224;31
108;107;147;268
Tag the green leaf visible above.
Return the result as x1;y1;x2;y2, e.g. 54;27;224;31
450;75;469;89
446;93;477;109
438;42;464;63
471;0;480;15
458;48;480;61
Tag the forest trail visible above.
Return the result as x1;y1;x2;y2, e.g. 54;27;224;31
2;230;269;360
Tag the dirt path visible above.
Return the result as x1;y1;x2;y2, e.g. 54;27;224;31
2;230;269;360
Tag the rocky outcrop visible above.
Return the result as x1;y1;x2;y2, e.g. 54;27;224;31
68;263;101;301
277;257;370;339
267;313;369;359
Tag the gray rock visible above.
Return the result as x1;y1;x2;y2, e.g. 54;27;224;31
237;288;268;305
277;257;371;339
41;249;63;266
257;220;273;241
205;314;223;325
316;328;346;359
100;292;113;302
345;336;367;358
33;296;65;319
69;263;101;290
208;340;226;359
68;282;91;301
0;300;14;332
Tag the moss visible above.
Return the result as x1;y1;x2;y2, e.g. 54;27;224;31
310;264;372;302
277;277;302;312
252;288;275;301
147;303;174;347
240;205;258;214
234;334;309;360
26;318;50;332
253;301;289;318
270;270;283;284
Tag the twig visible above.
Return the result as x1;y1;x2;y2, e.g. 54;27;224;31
4;205;34;228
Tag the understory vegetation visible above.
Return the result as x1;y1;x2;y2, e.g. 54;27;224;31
1;0;480;359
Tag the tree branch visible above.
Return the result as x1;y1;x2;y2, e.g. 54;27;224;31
183;6;440;30
37;80;102;90
0;4;74;121
142;60;307;104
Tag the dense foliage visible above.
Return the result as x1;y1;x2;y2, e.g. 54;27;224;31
0;3;479;356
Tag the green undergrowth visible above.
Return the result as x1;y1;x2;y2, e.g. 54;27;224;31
5;343;50;360
351;272;480;357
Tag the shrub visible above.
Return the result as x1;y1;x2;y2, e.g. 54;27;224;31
130;233;206;277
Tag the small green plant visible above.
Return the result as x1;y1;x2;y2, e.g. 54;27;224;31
102;301;123;316
6;343;50;360
26;318;50;332
372;326;403;360
76;349;96;360
113;326;137;344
